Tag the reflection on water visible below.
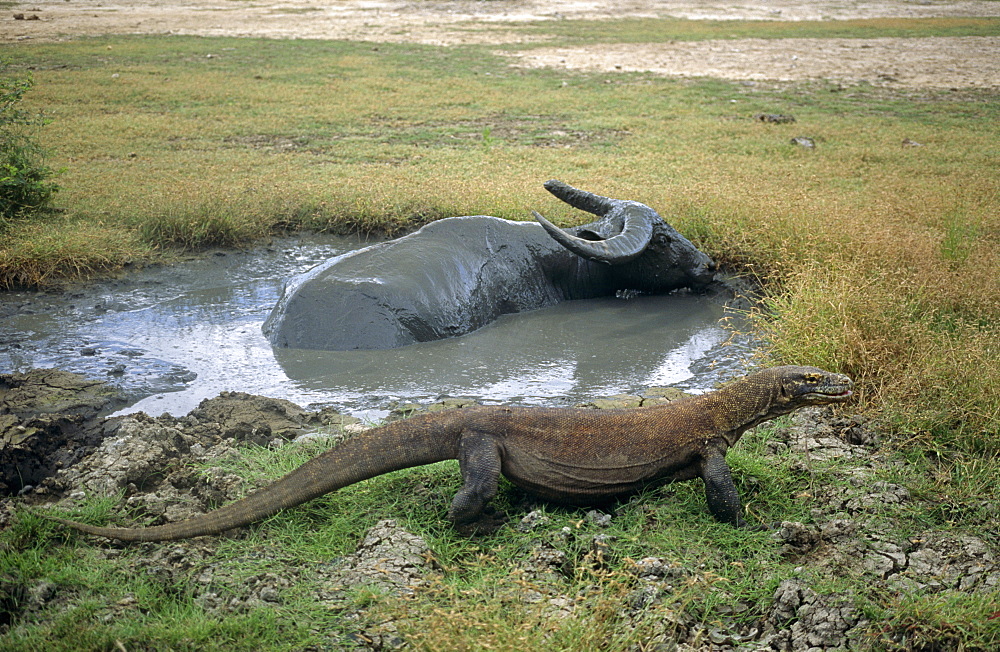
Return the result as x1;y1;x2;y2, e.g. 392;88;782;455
0;233;757;419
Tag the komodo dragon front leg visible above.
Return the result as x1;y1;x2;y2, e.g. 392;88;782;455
700;443;746;527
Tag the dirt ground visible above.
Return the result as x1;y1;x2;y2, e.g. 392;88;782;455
4;1;1000;89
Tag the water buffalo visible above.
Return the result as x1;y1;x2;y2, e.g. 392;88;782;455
263;180;717;351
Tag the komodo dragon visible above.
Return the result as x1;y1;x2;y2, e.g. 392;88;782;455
47;366;852;540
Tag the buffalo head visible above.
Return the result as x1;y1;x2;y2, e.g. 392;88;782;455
533;179;717;292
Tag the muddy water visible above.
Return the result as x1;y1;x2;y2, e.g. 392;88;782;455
0;234;757;419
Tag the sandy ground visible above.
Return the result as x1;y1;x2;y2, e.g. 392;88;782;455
4;1;1000;88
507;35;1000;89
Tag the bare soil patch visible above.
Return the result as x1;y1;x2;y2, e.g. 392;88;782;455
4;1;1000;88
508;35;1000;89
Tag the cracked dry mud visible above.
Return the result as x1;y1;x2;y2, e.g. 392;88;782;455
3;1;1000;89
3;370;998;650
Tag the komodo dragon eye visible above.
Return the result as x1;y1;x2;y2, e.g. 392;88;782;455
803;373;822;383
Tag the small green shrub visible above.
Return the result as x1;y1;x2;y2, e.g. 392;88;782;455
1;63;58;226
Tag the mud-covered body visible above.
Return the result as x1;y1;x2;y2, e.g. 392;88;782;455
263;180;716;351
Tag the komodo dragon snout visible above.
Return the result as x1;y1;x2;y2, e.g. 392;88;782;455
44;366;853;540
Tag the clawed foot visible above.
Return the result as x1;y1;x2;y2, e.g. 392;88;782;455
452;506;509;537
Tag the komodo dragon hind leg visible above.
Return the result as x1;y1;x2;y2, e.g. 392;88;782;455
700;448;748;528
447;431;506;536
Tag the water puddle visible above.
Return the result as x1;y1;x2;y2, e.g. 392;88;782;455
0;233;758;419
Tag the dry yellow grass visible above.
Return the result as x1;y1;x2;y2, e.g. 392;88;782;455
2;34;998;446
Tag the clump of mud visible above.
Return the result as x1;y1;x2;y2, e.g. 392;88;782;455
2;370;998;650
1;370;361;524
0;369;124;496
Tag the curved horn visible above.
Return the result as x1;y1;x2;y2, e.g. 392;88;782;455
543;179;616;217
532;205;654;264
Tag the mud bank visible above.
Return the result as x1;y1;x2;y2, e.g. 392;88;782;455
2;369;997;649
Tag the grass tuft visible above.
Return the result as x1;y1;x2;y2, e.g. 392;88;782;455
0;220;148;289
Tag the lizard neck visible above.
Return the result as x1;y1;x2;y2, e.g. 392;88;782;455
692;374;783;447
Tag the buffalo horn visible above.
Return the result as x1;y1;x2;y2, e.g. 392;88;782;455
532;205;654;264
543;179;616;216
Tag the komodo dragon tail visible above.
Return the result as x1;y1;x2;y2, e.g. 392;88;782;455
46;412;464;542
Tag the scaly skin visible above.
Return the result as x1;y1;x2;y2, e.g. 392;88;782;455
47;366;852;540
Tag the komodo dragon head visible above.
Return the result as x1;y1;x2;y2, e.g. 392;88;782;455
674;365;854;527
711;365;854;446
774;366;854;409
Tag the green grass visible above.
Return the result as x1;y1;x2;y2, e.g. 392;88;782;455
500;16;1000;47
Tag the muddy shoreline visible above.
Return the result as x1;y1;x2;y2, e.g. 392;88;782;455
2;368;997;649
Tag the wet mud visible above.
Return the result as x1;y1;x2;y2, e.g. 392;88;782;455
0;369;123;496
